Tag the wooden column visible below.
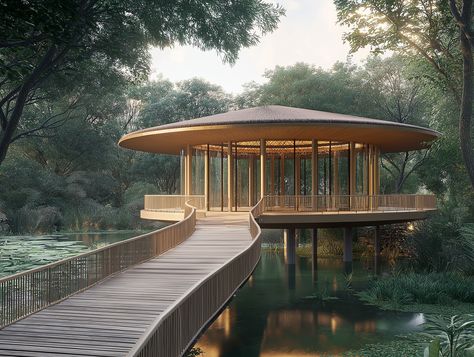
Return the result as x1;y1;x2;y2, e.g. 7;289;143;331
227;142;234;211
280;154;285;196
204;145;210;211
311;140;318;209
368;145;374;210
349;142;356;210
180;149;185;194
374;147;380;195
270;156;275;195
260;139;266;199
368;145;374;196
220;145;224;211
295;156;301;196
248;155;255;206
349;142;356;195
185;144;192;196
333;152;339;196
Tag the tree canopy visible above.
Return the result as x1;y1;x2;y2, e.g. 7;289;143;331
0;0;284;164
334;0;474;189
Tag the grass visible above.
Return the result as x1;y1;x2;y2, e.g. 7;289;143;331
357;272;474;315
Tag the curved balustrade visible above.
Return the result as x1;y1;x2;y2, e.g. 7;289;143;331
144;195;206;212
263;194;436;213
0;203;197;328
130;199;264;357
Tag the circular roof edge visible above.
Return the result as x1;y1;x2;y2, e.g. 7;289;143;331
118;105;441;154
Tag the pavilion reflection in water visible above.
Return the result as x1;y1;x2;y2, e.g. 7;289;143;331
194;253;424;357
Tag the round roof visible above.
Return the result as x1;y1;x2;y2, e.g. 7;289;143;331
118;105;440;154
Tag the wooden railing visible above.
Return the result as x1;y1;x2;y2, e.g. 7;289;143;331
144;195;206;211
0;203;197;329
130;199;264;357
263;194;437;213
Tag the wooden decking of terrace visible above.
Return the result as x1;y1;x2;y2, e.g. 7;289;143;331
0;210;262;357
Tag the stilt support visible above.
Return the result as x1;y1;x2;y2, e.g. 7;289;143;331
374;225;381;258
311;228;318;283
374;225;381;274
343;227;353;263
286;228;296;265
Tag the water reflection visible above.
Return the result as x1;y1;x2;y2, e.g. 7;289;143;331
195;252;422;356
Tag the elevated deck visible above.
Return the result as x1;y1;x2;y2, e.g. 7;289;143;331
0;212;261;357
141;194;437;226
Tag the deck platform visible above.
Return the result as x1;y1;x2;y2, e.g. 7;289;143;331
0;213;252;357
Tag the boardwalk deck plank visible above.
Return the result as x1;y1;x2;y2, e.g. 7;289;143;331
0;214;252;356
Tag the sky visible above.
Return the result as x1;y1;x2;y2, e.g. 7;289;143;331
149;0;369;94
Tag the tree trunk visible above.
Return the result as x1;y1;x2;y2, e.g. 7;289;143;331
451;0;474;189
0;46;57;165
459;19;474;189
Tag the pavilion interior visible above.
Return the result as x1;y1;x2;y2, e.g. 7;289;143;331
182;140;380;212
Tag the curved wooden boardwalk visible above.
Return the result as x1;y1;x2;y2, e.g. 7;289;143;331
0;213;255;357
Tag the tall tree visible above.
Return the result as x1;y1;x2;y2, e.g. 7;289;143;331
126;78;232;195
237;62;379;117
334;0;474;189
361;56;430;193
0;0;283;165
448;0;474;191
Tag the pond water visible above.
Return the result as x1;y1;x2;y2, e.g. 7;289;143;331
0;231;147;277
195;252;423;356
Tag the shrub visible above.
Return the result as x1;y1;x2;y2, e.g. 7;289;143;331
409;219;474;274
358;272;474;310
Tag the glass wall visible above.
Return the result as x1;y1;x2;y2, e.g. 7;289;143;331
209;145;227;210
186;140;379;211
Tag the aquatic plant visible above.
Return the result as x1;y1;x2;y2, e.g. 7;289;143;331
421;315;474;357
343;338;422;356
358;272;474;311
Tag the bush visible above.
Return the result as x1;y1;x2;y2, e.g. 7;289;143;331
6;206;62;234
358;272;474;310
408;215;474;274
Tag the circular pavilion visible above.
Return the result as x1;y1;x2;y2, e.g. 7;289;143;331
119;105;439;217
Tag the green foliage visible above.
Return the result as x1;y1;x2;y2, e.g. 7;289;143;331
420;315;474;357
333;0;461;95
237;62;380;118
0;71;236;234
409;215;474;274
427;338;441;357
358;272;474;311
0;0;283;168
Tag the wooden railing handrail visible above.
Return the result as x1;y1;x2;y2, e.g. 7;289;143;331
262;194;437;212
144;194;206;197
144;195;206;211
129;199;264;357
0;207;196;284
0;202;197;328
